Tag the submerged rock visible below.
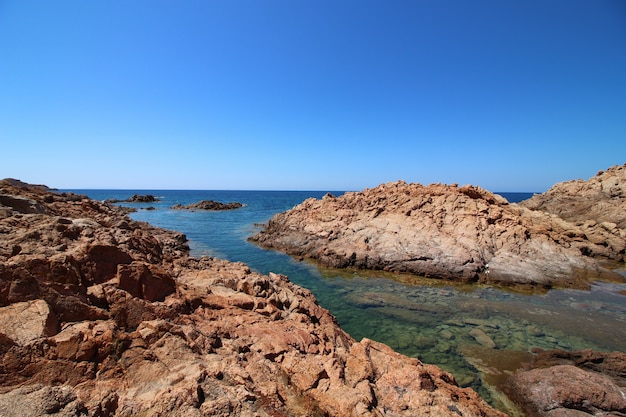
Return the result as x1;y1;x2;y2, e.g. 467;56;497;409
0;178;505;417
0;299;58;346
251;175;625;289
469;328;496;349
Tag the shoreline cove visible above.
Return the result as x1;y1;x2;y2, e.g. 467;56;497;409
71;188;626;413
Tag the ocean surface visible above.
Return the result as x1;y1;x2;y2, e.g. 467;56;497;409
71;189;626;409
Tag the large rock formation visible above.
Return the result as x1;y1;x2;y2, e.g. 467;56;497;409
0;179;505;417
250;176;625;289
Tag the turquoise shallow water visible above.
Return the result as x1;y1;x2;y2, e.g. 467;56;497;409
72;189;626;410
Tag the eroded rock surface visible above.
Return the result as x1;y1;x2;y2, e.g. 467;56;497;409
521;163;626;229
251;177;625;289
0;179;504;417
503;349;626;417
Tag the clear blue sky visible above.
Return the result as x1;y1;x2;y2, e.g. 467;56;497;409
1;1;625;191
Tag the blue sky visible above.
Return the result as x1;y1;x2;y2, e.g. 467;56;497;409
1;1;625;191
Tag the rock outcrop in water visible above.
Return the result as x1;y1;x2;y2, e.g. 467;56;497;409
172;200;243;211
250;171;625;289
0;179;505;417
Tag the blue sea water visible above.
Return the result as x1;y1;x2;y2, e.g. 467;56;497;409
71;189;626;407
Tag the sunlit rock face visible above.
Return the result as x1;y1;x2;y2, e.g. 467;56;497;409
0;178;506;417
503;349;626;417
251;172;625;290
521;163;626;229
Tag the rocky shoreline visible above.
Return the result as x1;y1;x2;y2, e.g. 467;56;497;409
2;170;626;417
0;179;506;416
250;164;626;290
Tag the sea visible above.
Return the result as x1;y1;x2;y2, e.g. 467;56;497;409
70;189;626;409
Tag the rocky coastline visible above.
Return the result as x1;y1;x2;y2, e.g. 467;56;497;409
250;164;626;290
0;179;506;416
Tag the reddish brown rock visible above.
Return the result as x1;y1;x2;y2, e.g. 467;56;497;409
117;261;175;302
521;163;626;230
520;349;626;388
0;299;58;345
251;179;625;289
0;179;505;417
502;349;626;417
0;384;87;417
105;194;159;203
504;365;626;417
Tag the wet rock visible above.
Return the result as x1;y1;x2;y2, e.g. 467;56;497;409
117;262;175;302
463;318;500;329
525;348;626;387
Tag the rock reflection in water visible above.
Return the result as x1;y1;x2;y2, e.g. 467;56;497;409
313;266;626;412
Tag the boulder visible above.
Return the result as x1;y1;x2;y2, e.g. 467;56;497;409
504;364;626;416
469;328;496;349
117;261;175;302
503;349;626;416
106;194;159;203
0;194;48;214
